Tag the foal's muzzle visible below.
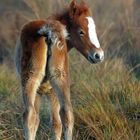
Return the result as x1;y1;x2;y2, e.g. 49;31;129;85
88;49;104;63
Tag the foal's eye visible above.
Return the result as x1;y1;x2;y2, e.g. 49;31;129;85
78;29;84;37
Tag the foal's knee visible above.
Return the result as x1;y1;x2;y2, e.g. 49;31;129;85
23;105;38;126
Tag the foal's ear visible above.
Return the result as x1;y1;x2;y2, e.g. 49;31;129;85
80;0;86;6
70;0;77;8
70;0;79;17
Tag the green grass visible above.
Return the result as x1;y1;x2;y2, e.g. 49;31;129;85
0;65;22;140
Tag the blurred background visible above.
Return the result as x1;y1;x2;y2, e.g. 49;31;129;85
0;0;140;140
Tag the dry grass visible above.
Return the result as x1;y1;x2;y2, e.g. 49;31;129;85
0;0;140;139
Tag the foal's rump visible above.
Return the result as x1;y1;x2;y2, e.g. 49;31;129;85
15;19;68;92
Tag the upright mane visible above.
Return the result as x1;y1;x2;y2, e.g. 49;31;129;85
48;0;90;25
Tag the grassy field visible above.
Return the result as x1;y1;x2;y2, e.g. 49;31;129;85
0;0;140;140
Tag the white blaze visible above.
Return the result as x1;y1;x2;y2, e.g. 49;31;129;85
86;17;100;48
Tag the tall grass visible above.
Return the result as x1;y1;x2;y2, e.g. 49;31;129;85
0;0;140;139
70;51;140;139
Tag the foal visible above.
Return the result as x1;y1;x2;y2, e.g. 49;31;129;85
16;0;104;140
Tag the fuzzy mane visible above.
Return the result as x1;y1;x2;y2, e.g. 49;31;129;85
48;0;90;25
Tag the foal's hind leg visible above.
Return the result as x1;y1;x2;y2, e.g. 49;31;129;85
50;78;74;140
24;93;41;140
60;100;74;140
22;74;43;140
50;83;74;140
34;94;42;138
49;50;74;139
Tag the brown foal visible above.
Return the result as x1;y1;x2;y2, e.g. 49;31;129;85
15;1;104;140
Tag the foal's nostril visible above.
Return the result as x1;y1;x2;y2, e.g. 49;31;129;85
88;51;104;63
94;53;100;60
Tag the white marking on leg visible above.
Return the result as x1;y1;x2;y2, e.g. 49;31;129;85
86;17;100;48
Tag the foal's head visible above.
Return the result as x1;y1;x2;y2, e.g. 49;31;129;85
68;0;104;63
